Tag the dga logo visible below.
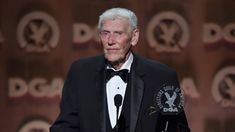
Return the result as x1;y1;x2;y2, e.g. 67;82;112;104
8;77;63;98
155;84;184;115
203;23;235;44
17;11;60;52
147;11;189;53
212;66;235;107
73;23;99;44
18;119;50;132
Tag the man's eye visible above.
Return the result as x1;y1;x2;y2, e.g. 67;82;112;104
100;31;109;36
115;32;123;35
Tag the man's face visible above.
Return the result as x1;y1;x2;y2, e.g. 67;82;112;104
99;18;139;67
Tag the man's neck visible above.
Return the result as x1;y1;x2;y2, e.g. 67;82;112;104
108;53;133;70
110;60;125;70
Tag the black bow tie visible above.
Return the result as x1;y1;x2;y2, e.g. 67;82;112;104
106;69;129;83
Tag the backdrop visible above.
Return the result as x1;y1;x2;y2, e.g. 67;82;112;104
0;0;235;132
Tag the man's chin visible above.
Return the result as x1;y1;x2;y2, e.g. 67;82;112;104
105;55;119;62
106;58;119;64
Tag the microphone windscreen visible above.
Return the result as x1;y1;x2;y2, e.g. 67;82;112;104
114;94;123;107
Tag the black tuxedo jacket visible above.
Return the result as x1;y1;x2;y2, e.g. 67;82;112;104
50;54;190;132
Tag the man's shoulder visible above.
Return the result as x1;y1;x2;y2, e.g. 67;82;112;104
73;55;103;64
136;55;175;73
70;55;104;70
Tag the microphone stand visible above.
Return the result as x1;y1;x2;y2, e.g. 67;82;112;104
162;121;168;132
114;94;123;132
116;105;120;132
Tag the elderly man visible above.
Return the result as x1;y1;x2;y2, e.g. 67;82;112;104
50;7;190;132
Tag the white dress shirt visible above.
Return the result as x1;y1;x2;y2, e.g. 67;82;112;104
106;53;133;128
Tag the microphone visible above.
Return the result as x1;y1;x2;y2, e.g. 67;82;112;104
162;121;168;132
114;94;123;132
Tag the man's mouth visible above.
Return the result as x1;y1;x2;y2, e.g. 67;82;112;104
106;48;119;52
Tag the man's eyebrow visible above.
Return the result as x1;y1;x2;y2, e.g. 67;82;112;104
113;31;124;34
101;29;109;32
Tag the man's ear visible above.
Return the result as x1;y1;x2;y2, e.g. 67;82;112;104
130;28;140;46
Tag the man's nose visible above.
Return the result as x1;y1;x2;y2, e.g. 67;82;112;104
108;34;115;45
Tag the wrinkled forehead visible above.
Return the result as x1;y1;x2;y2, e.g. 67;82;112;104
100;17;131;30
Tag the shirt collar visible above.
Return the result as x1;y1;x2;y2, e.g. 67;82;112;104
107;53;133;72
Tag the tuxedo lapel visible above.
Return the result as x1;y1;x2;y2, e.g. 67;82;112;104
129;55;145;132
94;56;107;132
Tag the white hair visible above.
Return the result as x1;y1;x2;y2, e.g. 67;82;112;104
98;7;138;31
